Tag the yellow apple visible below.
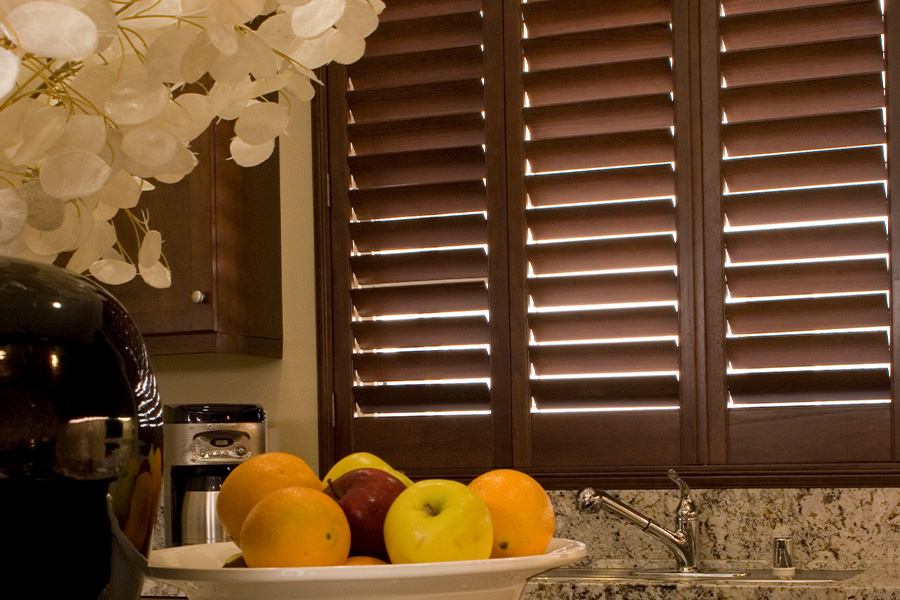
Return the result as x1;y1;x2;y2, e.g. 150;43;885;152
323;452;414;488
383;479;493;563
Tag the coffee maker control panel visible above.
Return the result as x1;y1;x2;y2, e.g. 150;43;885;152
192;430;253;460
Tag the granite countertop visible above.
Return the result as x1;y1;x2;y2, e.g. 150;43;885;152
141;561;900;599
143;565;900;600
522;563;900;599
143;486;900;599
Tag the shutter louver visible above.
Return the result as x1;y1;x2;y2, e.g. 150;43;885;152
336;0;494;469
322;0;900;483
719;0;892;463
520;0;682;466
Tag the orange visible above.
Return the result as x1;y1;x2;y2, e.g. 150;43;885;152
467;469;555;558
216;452;321;546
344;555;388;566
239;486;351;568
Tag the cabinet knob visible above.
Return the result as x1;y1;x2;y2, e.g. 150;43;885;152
190;290;208;304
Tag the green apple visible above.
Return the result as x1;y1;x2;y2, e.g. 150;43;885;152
323;451;414;487
383;479;493;563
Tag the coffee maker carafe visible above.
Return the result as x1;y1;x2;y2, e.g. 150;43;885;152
163;403;265;546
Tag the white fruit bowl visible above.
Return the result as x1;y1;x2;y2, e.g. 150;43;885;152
146;538;587;600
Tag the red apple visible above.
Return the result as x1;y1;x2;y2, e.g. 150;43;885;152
324;467;408;561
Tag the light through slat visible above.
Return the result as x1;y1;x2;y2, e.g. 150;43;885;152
345;1;492;417
719;0;891;411
521;0;681;415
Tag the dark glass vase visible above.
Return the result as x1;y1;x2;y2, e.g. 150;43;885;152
0;257;162;599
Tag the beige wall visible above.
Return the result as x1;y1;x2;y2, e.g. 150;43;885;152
150;101;321;472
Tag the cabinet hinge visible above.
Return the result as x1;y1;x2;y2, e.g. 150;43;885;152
331;391;336;428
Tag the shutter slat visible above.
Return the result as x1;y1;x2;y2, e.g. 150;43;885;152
530;340;680;377
729;369;890;405
353;348;490;382
528;235;677;275
722;74;885;123
724;221;888;264
530;305;679;343
378;0;481;23
725;259;889;298
720;37;884;87
353;316;489;350
722;110;886;158
723;184;887;228
351;281;489;318
349;146;485;188
522;23;672;71
726;331;890;370
528;198;676;241
722;146;887;193
522;0;671;38
349;113;485;155
364;12;484;57
726;294;890;336
350;181;486;221
523;58;673;107
349;80;484;123
526;164;675;207
349;46;484;91
526;128;674;173
351;248;488;286
525;94;673;140
722;0;865;16
353;382;490;412
719;0;883;52
531;375;680;409
350;214;487;253
529;270;678;308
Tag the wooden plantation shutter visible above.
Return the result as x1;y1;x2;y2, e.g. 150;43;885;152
320;0;900;484
711;0;894;463
512;0;692;468
328;0;505;472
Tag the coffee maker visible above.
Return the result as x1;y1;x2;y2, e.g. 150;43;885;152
0;257;162;599
163;403;265;546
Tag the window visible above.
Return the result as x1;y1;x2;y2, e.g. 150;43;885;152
314;0;900;486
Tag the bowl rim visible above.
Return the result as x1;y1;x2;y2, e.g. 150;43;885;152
147;537;588;583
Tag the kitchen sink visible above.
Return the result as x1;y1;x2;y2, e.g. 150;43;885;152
534;567;864;584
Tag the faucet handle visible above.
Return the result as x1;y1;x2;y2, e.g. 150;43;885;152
668;469;689;497
668;469;697;520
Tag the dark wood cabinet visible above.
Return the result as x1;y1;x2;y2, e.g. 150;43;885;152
108;121;283;358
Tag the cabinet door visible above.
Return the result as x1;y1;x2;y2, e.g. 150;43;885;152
108;121;283;358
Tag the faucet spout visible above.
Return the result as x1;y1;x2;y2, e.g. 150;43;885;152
576;470;700;573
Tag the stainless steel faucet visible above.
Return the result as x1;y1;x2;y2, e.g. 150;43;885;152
576;469;700;573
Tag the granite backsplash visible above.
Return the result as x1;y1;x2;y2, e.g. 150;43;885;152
547;486;900;571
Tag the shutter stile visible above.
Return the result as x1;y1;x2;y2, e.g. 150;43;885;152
338;0;495;467
719;0;892;463
520;0;683;466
